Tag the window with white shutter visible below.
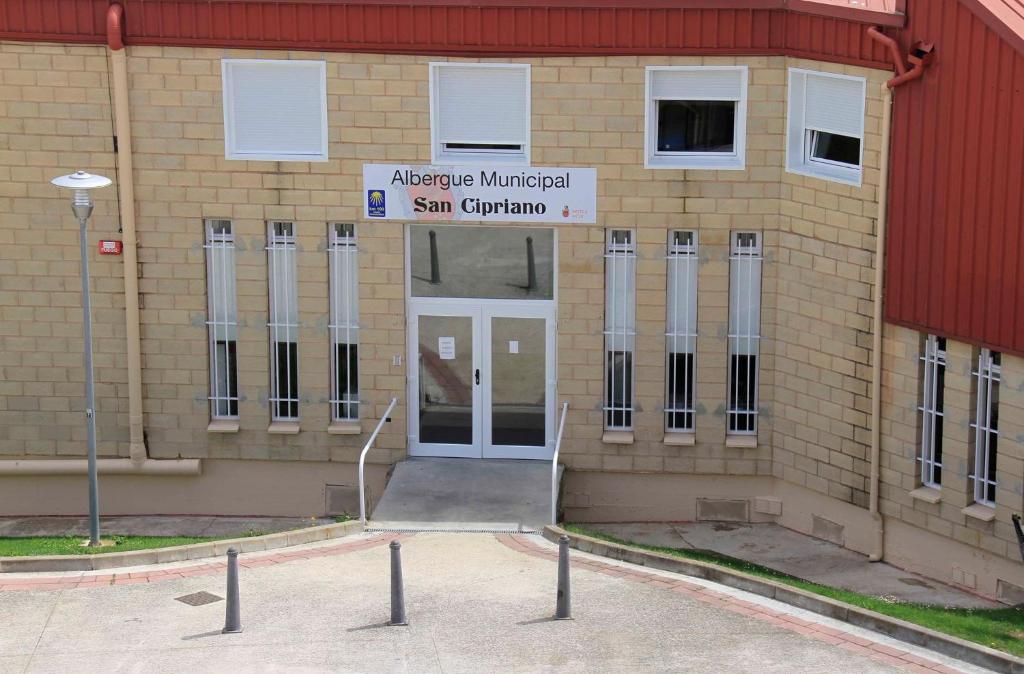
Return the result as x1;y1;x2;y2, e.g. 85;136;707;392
645;66;748;170
222;59;328;162
786;68;866;185
430;63;530;165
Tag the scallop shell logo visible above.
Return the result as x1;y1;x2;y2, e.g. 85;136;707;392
369;191;384;206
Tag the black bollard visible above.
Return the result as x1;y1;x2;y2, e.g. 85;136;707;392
428;230;441;285
554;534;572;620
222;547;242;633
526;236;537;291
388;540;408;626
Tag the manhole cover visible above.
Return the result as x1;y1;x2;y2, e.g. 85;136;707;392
175;591;223;607
897;577;933;588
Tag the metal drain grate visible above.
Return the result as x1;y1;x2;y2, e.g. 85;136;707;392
175;591;223;607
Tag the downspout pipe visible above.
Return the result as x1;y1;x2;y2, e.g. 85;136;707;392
868;83;894;563
868;26;934;89
107;3;148;463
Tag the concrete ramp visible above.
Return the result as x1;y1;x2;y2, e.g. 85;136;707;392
368;458;559;533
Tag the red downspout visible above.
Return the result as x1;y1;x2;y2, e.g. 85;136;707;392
867;26;933;89
107;2;124;51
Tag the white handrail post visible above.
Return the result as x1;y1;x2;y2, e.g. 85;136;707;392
359;397;398;526
551;401;569;526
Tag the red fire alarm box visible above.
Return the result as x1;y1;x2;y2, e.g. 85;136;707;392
98;240;123;255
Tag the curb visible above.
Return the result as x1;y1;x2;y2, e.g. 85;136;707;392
0;520;364;573
543;525;1024;674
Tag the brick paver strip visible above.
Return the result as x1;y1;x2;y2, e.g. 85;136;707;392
495;534;965;674
0;533;407;592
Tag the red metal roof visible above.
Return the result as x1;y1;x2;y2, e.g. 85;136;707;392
960;0;1024;52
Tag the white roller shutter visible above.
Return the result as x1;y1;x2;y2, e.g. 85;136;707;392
651;68;744;101
222;59;327;161
804;72;865;138
435;64;529;146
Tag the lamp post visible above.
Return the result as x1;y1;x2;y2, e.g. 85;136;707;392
51;170;112;547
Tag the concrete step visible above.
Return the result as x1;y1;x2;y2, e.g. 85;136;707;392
368;457;562;533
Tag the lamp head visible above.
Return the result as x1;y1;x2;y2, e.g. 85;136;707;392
51;171;112;221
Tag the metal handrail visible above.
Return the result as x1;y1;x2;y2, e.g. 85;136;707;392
359;397;398;525
551;401;569;526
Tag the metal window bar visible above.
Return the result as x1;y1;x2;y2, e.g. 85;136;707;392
970;349;1000;506
603;230;636;430
328;223;360;422
204;219;239;419
727;232;762;434
665;230;697;432
917;334;946;488
267;221;299;421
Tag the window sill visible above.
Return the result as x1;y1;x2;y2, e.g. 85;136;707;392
909;486;941;504
961;503;996;523
785;162;862;187
327;421;362;435
646;154;744;171
602;430;634;445
725;434;757;448
268;421;301;434
432;151;528;166
663;432;696;447
207;419;239;434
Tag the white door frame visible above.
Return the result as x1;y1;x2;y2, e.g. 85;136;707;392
407;299;556;459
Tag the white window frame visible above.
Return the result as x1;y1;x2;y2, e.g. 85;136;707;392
644;66;748;170
786;68;865;186
665;230;698;434
970;348;1000;507
221;59;328;162
604;229;636;431
429;62;531;166
267;221;300;422
204;219;239;420
727;232;762;436
918;334;946;489
328;223;360;422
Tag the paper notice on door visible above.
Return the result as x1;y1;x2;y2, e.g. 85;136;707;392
508;340;519;354
438;336;456;360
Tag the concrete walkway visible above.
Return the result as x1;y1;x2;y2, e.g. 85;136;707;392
586;522;1001;609
0;532;991;673
0;516;333;538
370;457;556;531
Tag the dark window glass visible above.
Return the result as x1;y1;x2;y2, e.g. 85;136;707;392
274;341;299;419
667;352;695;431
443;143;522;152
657;100;735;153
215;340;238;417
809;131;861;166
728;354;757;433
933;362;945;486
606;351;633;428
334;343;359;421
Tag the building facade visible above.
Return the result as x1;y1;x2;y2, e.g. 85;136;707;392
0;0;1021;603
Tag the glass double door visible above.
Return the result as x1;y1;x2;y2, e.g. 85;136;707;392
408;302;555;459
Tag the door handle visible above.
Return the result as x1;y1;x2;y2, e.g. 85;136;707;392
475;368;480;385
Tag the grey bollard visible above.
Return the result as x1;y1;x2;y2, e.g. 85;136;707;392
525;236;537;291
555;534;572;620
222;547;242;633
428;230;441;285
388;540;408;626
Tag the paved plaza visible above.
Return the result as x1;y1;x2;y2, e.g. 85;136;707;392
0;533;991;673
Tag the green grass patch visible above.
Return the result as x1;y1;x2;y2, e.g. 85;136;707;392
0;535;218;557
564;524;1024;657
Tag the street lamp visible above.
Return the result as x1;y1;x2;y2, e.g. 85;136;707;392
51;170;112;547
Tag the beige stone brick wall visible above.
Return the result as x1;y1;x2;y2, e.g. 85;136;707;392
0;43;129;458
880;325;1024;570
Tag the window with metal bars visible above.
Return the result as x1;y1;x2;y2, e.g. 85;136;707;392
918;334;946;488
727;232;762;435
328;223;359;422
970;348;999;506
666;231;697;433
267;221;299;421
604;229;636;430
204;220;239;419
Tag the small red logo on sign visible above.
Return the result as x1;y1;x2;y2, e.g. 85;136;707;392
98;240;123;255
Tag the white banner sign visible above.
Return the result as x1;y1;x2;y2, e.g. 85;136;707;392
363;164;597;223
